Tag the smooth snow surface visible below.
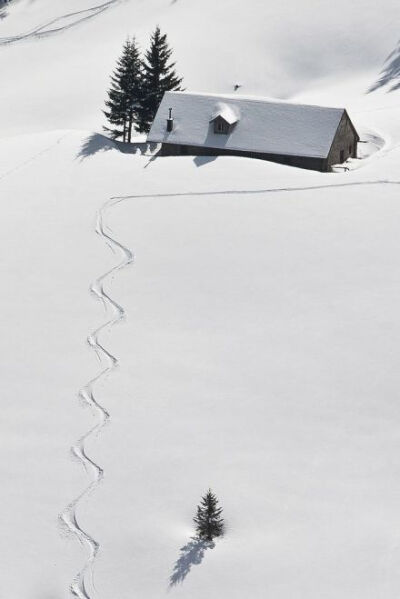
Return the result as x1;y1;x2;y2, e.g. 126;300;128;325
0;0;399;136
1;1;400;599
148;91;345;157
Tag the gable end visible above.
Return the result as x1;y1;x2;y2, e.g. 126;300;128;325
327;110;360;169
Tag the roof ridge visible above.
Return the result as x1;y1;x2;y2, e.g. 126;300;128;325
164;90;345;113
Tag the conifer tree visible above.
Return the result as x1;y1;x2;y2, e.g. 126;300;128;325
103;37;142;143
193;489;224;541
136;26;183;133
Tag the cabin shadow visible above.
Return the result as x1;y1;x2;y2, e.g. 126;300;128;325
77;133;160;160
193;155;218;167
117;140;160;155
169;537;214;587
368;39;400;92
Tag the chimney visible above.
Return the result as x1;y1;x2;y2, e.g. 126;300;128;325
167;108;174;132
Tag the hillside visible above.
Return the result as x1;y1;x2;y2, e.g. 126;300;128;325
1;2;400;599
0;0;400;136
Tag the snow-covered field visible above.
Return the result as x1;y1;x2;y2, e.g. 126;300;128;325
1;1;400;598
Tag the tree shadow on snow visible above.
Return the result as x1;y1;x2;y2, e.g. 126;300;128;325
368;39;400;92
77;133;160;161
77;133;117;160
169;537;214;588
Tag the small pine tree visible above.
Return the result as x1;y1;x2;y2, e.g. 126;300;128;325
103;37;142;143
136;26;183;133
193;489;224;541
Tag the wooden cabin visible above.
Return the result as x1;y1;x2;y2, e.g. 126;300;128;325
147;91;360;172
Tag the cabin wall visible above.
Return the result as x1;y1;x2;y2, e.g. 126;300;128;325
327;113;359;169
160;143;327;171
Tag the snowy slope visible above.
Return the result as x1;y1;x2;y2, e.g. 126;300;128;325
0;0;400;136
1;1;400;599
95;156;400;599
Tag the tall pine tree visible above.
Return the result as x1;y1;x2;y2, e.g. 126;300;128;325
103;37;142;143
193;489;224;541
136;26;183;133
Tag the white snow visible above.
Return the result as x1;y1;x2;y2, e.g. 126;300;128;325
1;1;400;599
148;91;345;157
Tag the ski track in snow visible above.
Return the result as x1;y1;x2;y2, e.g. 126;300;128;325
59;197;133;599
111;178;400;202
0;133;69;182
59;173;400;599
0;0;124;45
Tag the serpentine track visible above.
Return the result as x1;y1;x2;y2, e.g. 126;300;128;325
58;175;400;598
59;197;133;599
0;0;124;45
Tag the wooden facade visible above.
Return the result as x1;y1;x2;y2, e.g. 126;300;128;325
326;110;359;168
159;142;327;171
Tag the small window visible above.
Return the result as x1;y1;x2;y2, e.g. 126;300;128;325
214;118;229;134
340;150;344;162
349;144;352;155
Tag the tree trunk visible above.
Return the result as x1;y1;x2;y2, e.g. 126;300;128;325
127;111;133;144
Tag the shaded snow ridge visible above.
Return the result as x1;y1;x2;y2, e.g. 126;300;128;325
148;91;348;158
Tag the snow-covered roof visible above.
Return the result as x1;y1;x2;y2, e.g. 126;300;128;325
147;91;345;158
210;102;240;125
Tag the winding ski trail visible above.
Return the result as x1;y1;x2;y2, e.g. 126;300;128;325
0;0;123;45
59;197;133;599
59;173;400;598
